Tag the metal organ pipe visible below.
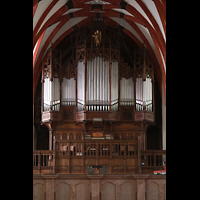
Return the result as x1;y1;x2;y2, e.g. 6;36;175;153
77;61;85;111
136;78;143;111
43;77;60;111
120;78;134;106
136;77;152;111
86;56;112;111
43;78;51;111
62;78;75;106
111;61;119;111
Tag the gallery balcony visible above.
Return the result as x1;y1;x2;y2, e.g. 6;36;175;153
33;141;166;175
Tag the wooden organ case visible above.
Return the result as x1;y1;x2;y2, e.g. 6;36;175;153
40;21;156;175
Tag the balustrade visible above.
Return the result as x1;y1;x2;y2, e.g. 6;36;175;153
33;150;55;174
33;145;166;175
136;99;152;111
43;100;60;111
140;150;166;173
61;100;76;106
56;140;138;157
86;100;110;111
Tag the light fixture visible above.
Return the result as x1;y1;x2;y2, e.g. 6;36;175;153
93;0;101;3
85;1;110;5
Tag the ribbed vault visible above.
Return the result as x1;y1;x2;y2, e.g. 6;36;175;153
33;0;166;103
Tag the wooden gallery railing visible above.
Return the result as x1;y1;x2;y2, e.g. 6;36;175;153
55;139;139;174
139;150;166;174
33;143;166;175
33;150;55;174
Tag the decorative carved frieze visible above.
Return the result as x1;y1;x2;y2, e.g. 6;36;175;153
62;62;76;79
119;58;134;79
62;133;68;140
113;132;140;140
121;107;134;120
135;47;154;80
63;108;74;120
42;47;61;82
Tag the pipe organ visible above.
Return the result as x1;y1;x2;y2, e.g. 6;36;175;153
39;22;158;175
41;24;154;116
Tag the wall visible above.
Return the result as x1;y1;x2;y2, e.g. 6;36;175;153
33;174;166;200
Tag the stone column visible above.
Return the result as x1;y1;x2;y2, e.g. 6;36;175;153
87;175;103;200
133;174;149;200
162;78;166;150
43;174;58;200
71;184;75;200
49;129;53;150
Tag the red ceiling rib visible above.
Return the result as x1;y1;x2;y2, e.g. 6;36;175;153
33;0;38;8
33;30;45;69
33;3;38;18
125;3;166;75
135;0;166;63
154;0;166;36
33;2;67;49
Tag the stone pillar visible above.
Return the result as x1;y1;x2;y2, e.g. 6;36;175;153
43;175;58;200
49;129;53;150
162;78;166;150
71;184;75;200
49;129;53;162
133;174;149;200
158;182;166;200
87;175;103;200
116;183;121;200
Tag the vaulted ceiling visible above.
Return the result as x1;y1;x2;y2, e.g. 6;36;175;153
33;0;166;102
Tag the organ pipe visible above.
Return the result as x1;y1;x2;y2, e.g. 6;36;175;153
77;61;85;111
111;61;119;111
62;78;75;106
120;78;134;106
86;57;111;111
41;27;155;116
136;76;152;111
43;77;60;111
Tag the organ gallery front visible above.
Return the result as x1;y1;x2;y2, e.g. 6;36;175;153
34;21;163;175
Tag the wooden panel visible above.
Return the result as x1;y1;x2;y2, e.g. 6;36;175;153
126;159;138;166
93;132;103;137
145;112;154;121
120;145;125;151
146;182;159;200
56;182;70;200
76;111;120;122
135;111;154;122
62;106;76;121
33;182;45;200
109;112;120;121
75;183;90;200
128;145;134;151
121;182;136;200
76;112;85;122
98;159;110;166
120;107;134;121
101;182;116;200
41;111;61;122
135;112;144;122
